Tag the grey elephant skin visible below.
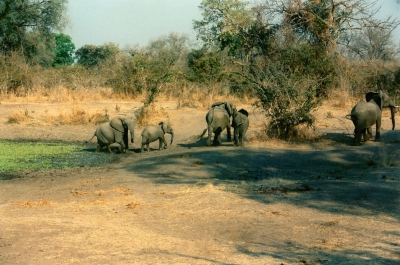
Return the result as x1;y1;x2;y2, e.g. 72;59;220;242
232;108;249;146
140;121;174;153
89;115;137;153
350;90;395;145
205;101;236;146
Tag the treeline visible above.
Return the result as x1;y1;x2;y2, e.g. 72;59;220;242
1;0;400;138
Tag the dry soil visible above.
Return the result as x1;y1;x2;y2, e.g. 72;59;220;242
0;100;399;265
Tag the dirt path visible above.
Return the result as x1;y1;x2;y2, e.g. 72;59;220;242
0;101;399;264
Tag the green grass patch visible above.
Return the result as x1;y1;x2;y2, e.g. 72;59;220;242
0;140;116;173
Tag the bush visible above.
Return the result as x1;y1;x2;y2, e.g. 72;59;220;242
250;62;320;139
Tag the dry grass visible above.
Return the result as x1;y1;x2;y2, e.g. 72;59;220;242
42;106;109;125
137;104;170;127
1;86;142;103
7;110;32;124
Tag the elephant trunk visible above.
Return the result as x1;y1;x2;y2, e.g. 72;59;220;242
169;129;174;145
391;106;396;130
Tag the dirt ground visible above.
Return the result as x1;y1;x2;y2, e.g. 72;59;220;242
0;100;399;265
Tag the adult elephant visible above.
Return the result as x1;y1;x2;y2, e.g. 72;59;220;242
206;101;237;146
350;90;396;145
205;101;236;146
89;114;137;153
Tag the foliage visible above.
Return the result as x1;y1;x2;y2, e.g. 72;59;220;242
0;52;37;95
0;0;68;65
244;56;320;139
0;141;116;173
53;33;75;66
187;48;222;82
106;33;189;106
75;43;120;69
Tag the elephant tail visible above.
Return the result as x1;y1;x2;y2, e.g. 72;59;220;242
85;133;96;144
345;114;352;120
200;128;207;137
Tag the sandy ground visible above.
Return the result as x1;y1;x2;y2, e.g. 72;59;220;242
0;100;399;265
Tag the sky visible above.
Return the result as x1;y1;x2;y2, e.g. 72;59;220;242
65;0;400;50
65;0;203;49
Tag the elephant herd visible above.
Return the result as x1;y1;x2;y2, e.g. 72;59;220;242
89;90;397;153
89;101;249;153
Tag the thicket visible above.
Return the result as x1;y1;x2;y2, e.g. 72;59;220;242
1;0;400;140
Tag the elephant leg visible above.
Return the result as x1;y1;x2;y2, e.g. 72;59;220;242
361;128;366;142
375;120;381;141
95;144;102;152
234;131;239;146
364;127;372;142
353;130;362;146
239;132;244;146
116;141;126;153
106;144;112;153
141;143;145;153
227;125;232;142
158;139;162;150
206;126;213;147
114;131;126;152
375;132;381;141
215;132;222;145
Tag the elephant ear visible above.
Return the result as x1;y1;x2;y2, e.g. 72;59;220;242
224;101;235;116
110;116;125;132
238;108;249;117
365;92;378;103
159;121;168;134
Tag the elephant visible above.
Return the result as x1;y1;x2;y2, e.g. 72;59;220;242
350;90;396;145
232;108;249;146
140;121;174;153
88;115;137;153
209;101;236;142
205;101;236;146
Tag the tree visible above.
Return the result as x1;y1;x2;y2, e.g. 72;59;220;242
53;33;75;66
187;48;222;82
75;43;120;69
343;20;400;61
0;0;68;61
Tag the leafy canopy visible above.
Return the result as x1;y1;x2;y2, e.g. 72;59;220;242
75;43;120;69
53;33;75;66
0;0;68;63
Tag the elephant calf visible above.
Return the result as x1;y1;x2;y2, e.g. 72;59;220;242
140;121;174;153
232;108;249;146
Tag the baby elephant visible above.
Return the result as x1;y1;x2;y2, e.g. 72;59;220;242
232;109;249;146
141;121;174;153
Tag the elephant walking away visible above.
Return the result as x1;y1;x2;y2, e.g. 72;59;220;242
350;90;396;145
205;102;236;146
141;121;174;153
232;108;249;146
88;115;137;153
208;101;236;142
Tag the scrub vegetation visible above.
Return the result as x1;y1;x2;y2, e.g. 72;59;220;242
1;0;399;139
